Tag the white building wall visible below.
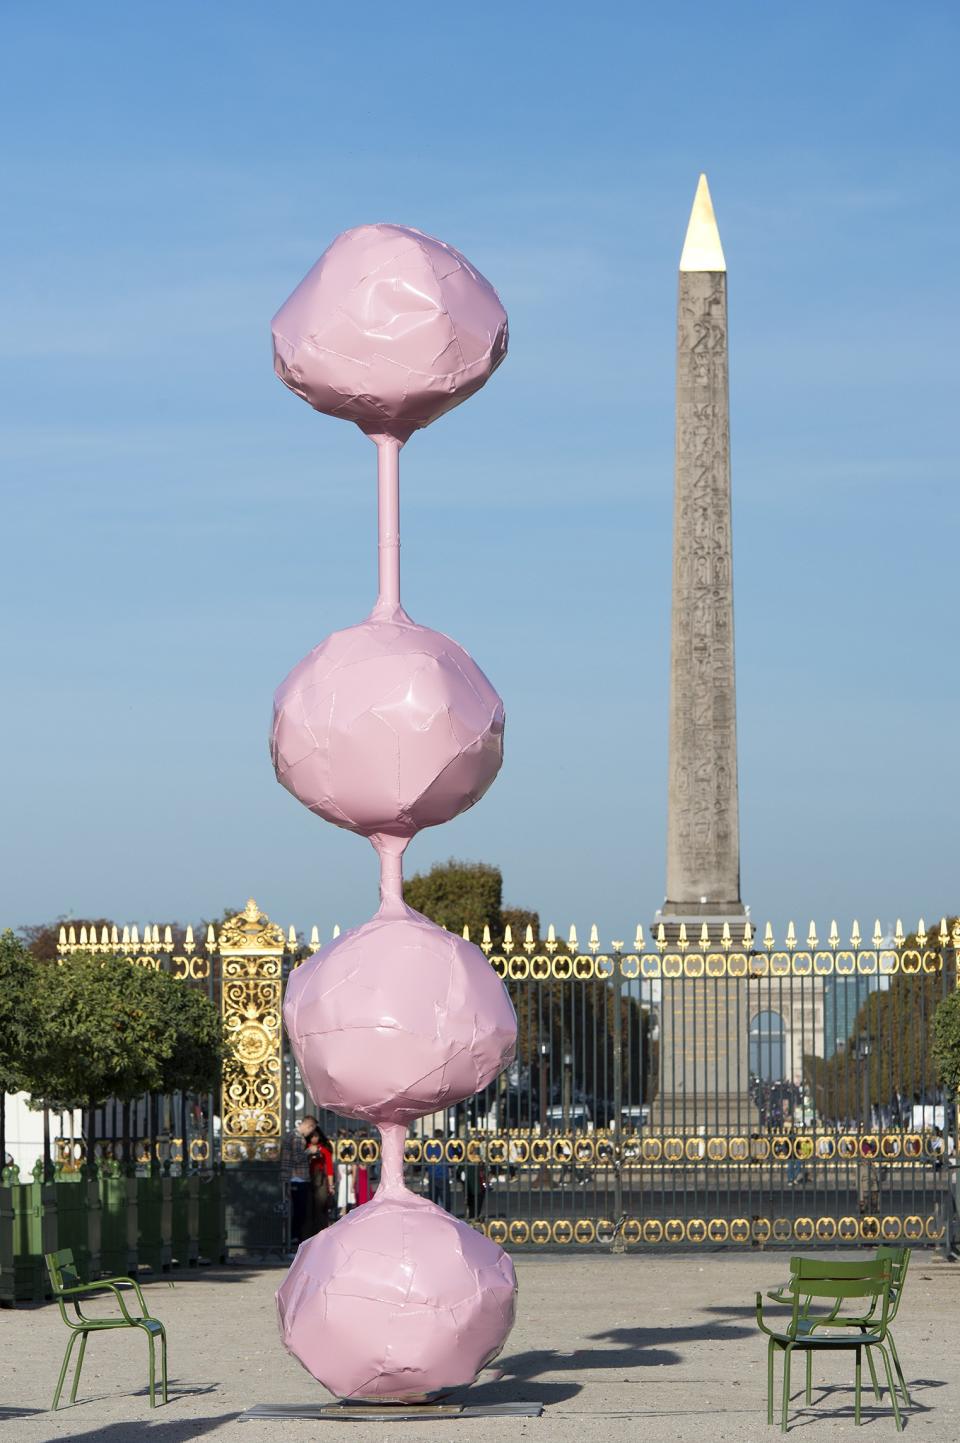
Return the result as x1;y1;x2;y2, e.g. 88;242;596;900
3;1093;81;1177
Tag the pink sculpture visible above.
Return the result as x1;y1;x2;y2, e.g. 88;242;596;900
276;1127;516;1401
271;615;504;839
271;222;508;442
285;903;518;1125
270;223;517;1400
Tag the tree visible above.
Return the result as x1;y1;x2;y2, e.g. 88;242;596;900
933;990;960;1096
402;859;538;947
193;905;246;948
18;908;244;963
0;931;37;1093
18;916;114;963
502;929;659;1116
803;922;959;1124
156;979;225;1096
0;930;40;1168
402;864;659;1120
403;859;504;938
18;951;226;1171
21;953;171;1111
501;907;540;945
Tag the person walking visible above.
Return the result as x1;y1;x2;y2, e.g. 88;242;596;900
336;1161;356;1216
280;1114;319;1250
460;1160;486;1220
304;1125;335;1237
426;1133;451;1212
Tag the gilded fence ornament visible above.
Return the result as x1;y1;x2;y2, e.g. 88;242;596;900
219;898;285;1161
468;1211;941;1247
60;915;946;978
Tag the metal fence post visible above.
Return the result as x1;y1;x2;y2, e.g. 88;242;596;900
612;947;624;1228
219;900;288;1256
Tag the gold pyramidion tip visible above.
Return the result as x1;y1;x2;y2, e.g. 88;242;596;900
679;173;726;273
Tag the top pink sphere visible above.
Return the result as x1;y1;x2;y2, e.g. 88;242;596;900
271;224;508;441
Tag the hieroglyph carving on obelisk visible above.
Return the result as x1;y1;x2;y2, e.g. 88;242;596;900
662;174;745;925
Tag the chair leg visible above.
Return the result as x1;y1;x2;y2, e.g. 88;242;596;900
145;1327;156;1408
69;1332;88;1405
855;1346;862;1425
52;1331;80;1411
863;1338;881;1401
781;1346;792;1433
888;1333;911;1407
876;1345;903;1433
805;1350;812;1405
767;1339;775;1425
160;1328;168;1405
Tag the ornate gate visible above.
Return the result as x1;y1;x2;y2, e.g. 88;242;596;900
53;907;959;1252
219;900;285;1163
297;920;959;1250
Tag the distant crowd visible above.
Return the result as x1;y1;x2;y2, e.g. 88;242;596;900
279;1116;486;1248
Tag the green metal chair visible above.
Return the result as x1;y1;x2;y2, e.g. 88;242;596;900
44;1248;168;1410
756;1257;902;1432
766;1245;911;1407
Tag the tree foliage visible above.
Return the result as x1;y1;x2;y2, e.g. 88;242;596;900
403;861;658;1112
403;859;504;938
0;930;39;1094
156;978;225;1094
402;860;541;948
933;989;960;1096
18;916;114;963
803;922;958;1121
17;951;225;1110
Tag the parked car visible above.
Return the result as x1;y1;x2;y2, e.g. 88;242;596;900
543;1103;593;1132
619;1105;651;1132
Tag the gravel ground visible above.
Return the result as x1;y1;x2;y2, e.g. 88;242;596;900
1;1251;956;1442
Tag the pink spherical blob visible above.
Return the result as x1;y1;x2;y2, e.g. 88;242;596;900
271;223;508;441
271;611;504;840
277;1189;516;1400
284;906;517;1126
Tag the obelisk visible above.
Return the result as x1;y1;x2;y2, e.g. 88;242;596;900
658;174;745;937
655;176;748;1132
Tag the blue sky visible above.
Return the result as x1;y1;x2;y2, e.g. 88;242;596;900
1;4;957;945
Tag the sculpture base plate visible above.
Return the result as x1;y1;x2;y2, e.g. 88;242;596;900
240;1401;544;1422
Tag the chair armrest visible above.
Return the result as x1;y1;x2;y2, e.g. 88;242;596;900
98;1275;150;1314
755;1291;776;1336
60;1281;140;1324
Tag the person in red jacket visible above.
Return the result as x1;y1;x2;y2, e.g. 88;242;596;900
304;1126;335;1237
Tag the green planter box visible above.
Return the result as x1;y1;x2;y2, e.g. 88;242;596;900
52;1176;101;1282
196;1171;225;1264
0;1183;16;1304
136;1175;172;1273
1;1176;101;1302
171;1174;199;1268
99;1167;138;1277
224;1162;285;1258
5;1181;45;1302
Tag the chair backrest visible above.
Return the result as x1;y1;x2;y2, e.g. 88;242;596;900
786;1257;893;1332
875;1244;910;1316
790;1258;885;1281
44;1248;81;1294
